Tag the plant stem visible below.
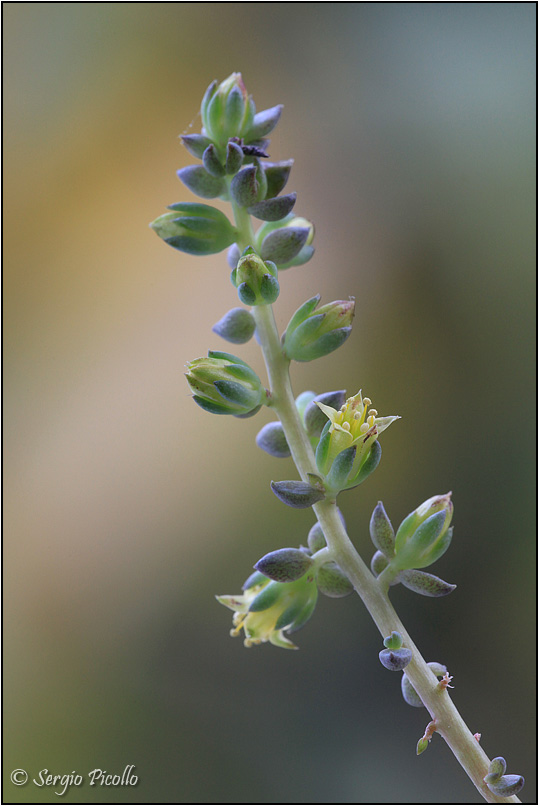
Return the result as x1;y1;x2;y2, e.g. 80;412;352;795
231;199;520;804
253;303;520;805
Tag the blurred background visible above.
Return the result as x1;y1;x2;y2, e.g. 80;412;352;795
4;3;536;803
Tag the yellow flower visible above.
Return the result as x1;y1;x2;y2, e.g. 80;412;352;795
315;391;399;489
216;571;318;650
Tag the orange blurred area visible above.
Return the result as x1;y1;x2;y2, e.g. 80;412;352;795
4;4;535;803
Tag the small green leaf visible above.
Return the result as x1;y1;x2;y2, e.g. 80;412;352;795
369;501;396;558
316;562;353;598
383;631;403;650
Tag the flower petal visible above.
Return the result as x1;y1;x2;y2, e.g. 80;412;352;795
215;594;249;613
375;415;400;434
269;630;298;649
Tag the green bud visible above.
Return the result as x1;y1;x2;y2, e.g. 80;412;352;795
392;494;454;572
399;569;456;597
383;631;403;650
231;248;279;306
177;165;225;199
416;737;429;756
201;73;255;144
369;501;396;558
316;562;354;598
255;548;314;582
283;297;355;362
217;571;318;649
255;422;290;458
150;202;236;256
186;351;265;416
270;480;325;508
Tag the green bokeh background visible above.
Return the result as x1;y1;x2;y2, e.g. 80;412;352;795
4;3;535;803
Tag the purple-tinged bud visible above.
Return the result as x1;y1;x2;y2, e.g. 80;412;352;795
248;192;297;222
399;569;456;597
227;243;241;268
230;163;267;207
202;144;225;177
180;134;213;159
379;647;412;671
303;391;347;438
177;165;225;199
270;480;325;509
212;307;256;344
255;548;314;583
244;104;283;141
256;422;290;458
225;140;244;175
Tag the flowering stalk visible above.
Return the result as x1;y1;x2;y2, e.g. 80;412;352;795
151;73;523;804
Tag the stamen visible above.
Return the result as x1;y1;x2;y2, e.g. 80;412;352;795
342;422;351;431
363;397;372;407
231;613;247;635
369;409;378;417
359;423;369;434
